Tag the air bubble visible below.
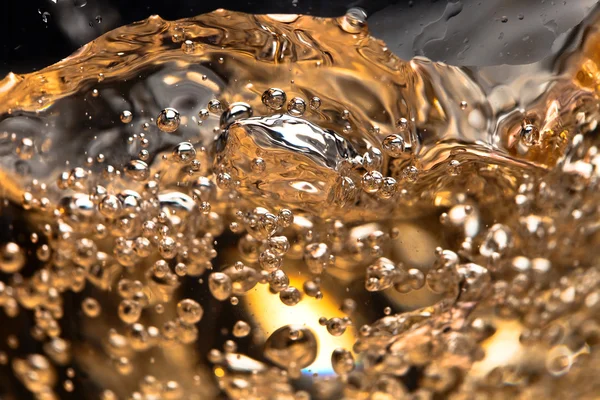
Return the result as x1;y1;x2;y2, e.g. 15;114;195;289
120;110;133;123
287;97;306;116
157;108;180;133
177;299;204;324
262;88;287;110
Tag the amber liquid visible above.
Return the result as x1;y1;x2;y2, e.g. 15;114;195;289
0;7;599;400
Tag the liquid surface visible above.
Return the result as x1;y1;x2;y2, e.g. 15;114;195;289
0;7;599;400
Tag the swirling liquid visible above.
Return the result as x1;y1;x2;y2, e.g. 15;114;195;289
0;7;599;400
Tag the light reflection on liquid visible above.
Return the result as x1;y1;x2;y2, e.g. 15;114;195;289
244;274;356;376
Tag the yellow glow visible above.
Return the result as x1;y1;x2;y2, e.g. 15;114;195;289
471;320;523;377
214;367;225;378
163;75;181;85
244;275;356;376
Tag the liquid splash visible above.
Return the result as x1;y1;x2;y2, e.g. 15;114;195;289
0;7;599;400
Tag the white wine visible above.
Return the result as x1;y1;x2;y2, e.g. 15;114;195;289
0;7;599;399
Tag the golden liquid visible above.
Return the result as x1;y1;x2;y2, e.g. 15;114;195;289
0;7;599;400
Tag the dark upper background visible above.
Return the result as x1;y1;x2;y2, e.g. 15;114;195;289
1;0;598;76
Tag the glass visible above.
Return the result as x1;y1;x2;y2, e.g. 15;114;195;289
0;1;599;399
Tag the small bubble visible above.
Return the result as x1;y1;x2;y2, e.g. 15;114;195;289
177;299;204;324
262;88;287;110
220;102;253;128
269;269;290;292
0;242;25;273
139;149;149;160
64;380;74;392
251;158;266;173
341;298;357;314
264;325;317;370
326;317;347;336
118;300;142;324
198;109;210;120
401;166;419;183
331;348;355;375
208;99;222;114
120;110;133;123
172;142;196;164
460;101;468;110
233;320;251;337
501;16;508;23
99;194;122;218
287;97;306;116
82;297;101;318
124;160;149;181
520;123;540;146
309;96;321;110
280;286;302;306
157;108;180;133
16;138;35;160
209;272;233;301
362;171;383;193
341;7;367;33
183;40;195;54
382;134;405;158
449;159;462;176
